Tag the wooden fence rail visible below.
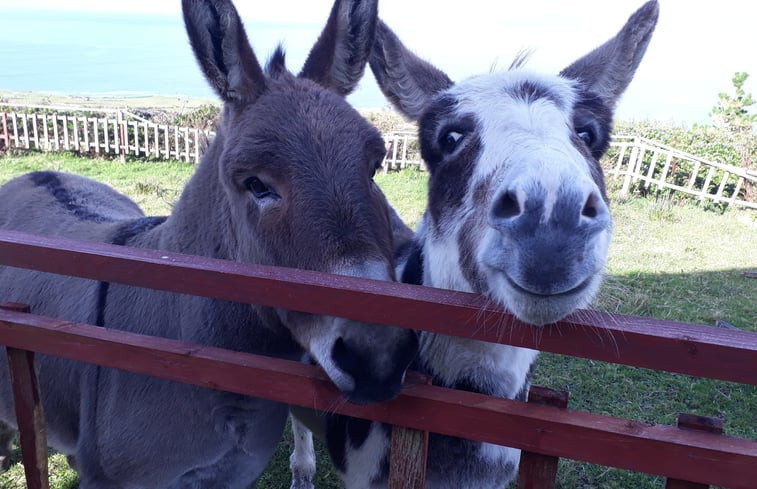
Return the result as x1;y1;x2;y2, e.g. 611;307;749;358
0;107;212;164
0;230;755;489
609;135;757;209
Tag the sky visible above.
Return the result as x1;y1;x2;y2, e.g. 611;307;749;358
2;0;756;125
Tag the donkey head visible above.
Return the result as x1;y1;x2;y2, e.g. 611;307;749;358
182;0;417;403
371;2;658;325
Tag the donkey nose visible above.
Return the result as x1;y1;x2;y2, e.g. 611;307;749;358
331;330;418;404
332;337;360;379
489;184;608;231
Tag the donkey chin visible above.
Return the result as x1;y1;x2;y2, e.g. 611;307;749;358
479;226;611;326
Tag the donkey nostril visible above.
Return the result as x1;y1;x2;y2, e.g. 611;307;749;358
582;193;600;219
493;191;521;219
332;337;358;377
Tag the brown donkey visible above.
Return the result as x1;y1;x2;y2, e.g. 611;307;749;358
0;0;417;487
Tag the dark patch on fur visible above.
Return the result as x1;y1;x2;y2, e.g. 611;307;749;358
325;415;392;482
418;96;480;229
95;217;167;327
571;89;613;201
399;239;424;286
509;80;565;110
29;171;116;222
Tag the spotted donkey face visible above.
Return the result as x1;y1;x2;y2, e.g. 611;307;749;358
371;1;658;325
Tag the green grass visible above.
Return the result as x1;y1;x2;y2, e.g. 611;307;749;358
0;152;755;489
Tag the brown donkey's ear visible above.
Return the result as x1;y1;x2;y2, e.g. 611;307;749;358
299;0;378;97
369;20;453;121
560;0;659;110
182;0;266;104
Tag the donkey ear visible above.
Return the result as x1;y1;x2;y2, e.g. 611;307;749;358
182;0;266;104
560;0;659;109
299;0;377;97
370;20;453;121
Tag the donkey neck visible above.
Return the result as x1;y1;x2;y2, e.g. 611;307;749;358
148;131;238;260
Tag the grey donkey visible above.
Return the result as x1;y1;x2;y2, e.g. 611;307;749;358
0;0;418;487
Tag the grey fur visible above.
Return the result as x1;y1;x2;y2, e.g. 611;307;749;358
0;0;418;488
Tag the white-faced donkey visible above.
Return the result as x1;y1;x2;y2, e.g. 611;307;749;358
289;2;658;488
0;0;419;487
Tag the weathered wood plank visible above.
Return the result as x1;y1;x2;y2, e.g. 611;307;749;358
620;141;640;196
658;152;673;186
143;122;150;157
388;373;431;489
31;113;39;150
11;112;19;147
42;113;49;151
72;117;79;151
1;112;8;150
664;414;723;489
611;142;628;178
0;230;754;388
102;118;109;153
194;128;200;163
62;115;69;151
517;387;569;489
644;149;660;188
388;426;429;489
52;114;59;151
21;113;29;149
729;177;744;205
687;160;701;189
1;304;49;489
0;309;754;489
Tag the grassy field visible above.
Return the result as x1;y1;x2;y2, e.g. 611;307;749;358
0;151;755;489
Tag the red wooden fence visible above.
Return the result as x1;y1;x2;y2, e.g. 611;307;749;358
0;230;755;488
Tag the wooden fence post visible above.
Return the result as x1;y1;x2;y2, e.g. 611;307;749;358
1;112;8;150
388;372;431;489
517;386;570;489
664;414;724;489
117;110;126;163
620;138;640;196
0;303;49;489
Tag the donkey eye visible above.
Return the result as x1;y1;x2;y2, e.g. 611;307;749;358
576;128;595;147
440;130;464;154
244;177;279;200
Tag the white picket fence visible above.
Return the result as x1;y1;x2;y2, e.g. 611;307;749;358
608;135;757;210
1;106;754;210
0;105;213;164
381;130;423;171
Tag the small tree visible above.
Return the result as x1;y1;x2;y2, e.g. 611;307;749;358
710;72;756;202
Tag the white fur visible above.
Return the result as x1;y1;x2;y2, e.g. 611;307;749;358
341;423;390;489
289;418;316;489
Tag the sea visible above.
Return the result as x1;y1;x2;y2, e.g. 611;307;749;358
0;9;380;106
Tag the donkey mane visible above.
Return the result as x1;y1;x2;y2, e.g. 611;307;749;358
266;45;288;77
